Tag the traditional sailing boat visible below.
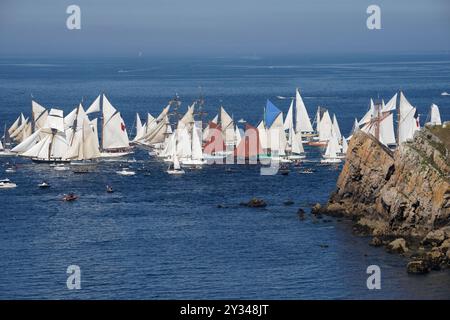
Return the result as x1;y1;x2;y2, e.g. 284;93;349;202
426;104;442;125
65;104;101;171
295;89;314;139
265;100;288;161
309;109;332;146
86;94;132;158
13;108;70;163
167;155;185;175
321;129;341;164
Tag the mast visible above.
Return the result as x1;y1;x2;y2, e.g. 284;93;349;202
375;101;381;141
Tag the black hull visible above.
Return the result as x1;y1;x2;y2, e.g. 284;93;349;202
32;158;71;164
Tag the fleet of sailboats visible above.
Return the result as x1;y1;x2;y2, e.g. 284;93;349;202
0;89;445;175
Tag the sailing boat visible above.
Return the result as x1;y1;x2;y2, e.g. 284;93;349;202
65;106;101;172
167;155;185;175
13;108;70;163
321;130;341;163
309;109;332;146
295;89;314;139
426;104;442;125
86;94;133;158
265;100;288;161
181;121;206;167
0;125;14;156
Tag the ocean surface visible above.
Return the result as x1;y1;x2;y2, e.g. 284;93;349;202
0;54;449;299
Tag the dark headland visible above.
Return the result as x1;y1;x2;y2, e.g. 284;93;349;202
314;124;450;274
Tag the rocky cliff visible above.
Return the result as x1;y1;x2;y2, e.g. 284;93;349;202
319;125;450;273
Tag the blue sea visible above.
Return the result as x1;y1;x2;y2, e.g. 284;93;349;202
0;54;449;299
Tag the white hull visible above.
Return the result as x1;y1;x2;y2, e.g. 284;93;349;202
0;182;17;189
167;169;185;175
100;151;133;159
0;150;15;157
181;159;207;166
116;170;136;176
320;158;342;164
288;154;306;160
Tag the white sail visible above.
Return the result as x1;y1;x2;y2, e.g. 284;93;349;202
173;155;181;170
220;107;233;129
191;122;203;161
332;114;342;141
45;109;65;133
66;117;101;160
176;126;191;158
211;114;218;124
283;100;294;131
324;131;339;158
342;136;348;154
102;94;130;150
32;100;48;131
257;121;268;150
291;130;305;154
359;99;375;126
295;89;314;132
379;113;396;146
86;95;101;114
235;125;242;147
8;115;21;136
428;104;442;125
180;105;195;125
90;118;100;152
318;110;333;142
398;92;418;144
11;129;42;154
268;113;286;155
382;93;397;113
156;105;170;122
133;113;145;142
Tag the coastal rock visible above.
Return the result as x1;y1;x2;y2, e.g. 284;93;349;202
311;203;322;215
440;239;450;251
422;229;446;247
369;237;383;247
426;248;444;270
407;260;430;275
386;238;409;254
242;198;267;208
320;127;450;271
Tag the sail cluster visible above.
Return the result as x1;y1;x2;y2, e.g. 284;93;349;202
8;94;131;162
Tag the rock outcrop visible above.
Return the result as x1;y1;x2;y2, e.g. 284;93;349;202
321;125;450;271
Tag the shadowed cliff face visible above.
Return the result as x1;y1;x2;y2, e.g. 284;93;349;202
326;126;450;238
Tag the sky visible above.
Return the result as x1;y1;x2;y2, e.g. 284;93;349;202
0;0;449;57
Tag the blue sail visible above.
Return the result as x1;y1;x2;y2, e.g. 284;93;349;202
265;99;281;128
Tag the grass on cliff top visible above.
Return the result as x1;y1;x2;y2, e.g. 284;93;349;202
428;124;450;151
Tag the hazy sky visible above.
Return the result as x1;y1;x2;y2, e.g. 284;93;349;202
0;0;449;57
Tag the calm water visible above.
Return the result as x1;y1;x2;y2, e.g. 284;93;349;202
0;54;449;299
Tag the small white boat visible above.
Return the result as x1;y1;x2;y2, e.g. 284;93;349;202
167;156;185;175
54;164;69;171
0;178;17;189
116;168;136;176
38;182;50;188
441;92;450;96
320;158;342;164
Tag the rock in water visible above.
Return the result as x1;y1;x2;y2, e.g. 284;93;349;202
407;260;430;275
311;203;322;215
386;238;409;254
370;237;383;247
244;198;267;208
